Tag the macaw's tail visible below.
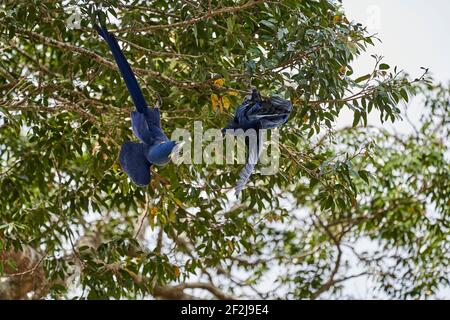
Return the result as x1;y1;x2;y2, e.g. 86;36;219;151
94;22;148;113
235;130;263;196
119;142;152;186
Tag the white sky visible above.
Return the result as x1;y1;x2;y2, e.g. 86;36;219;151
338;0;450;299
344;0;450;83
338;0;450;132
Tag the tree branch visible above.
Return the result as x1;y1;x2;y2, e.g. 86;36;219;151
7;25;203;89
113;0;265;33
154;282;237;300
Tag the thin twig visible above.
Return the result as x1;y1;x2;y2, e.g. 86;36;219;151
6;254;47;277
113;0;265;33
134;192;150;239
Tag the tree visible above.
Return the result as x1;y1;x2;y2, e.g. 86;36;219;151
0;0;448;299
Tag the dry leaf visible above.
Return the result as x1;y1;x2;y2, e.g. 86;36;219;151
214;78;225;87
173;198;183;208
211;93;220;111
226;240;234;253
333;15;342;24
221;96;231;110
173;266;180;278
292;96;301;105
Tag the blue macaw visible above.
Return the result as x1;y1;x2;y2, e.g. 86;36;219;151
223;89;292;195
95;23;182;186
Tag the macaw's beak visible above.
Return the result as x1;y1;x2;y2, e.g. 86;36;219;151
169;141;186;163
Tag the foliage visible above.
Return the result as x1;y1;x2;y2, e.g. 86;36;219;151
0;0;448;299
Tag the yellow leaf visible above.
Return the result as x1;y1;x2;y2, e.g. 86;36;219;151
292;96;301;105
211;93;220;111
169;210;176;222
91;142;100;155
169;32;177;44
125;268;138;279
227;90;239;96
221;96;231;110
214;78;225;87
173;197;183;208
150;177;158;189
173;266;180;278
333;15;342;24
226;240;234;253
148;207;158;228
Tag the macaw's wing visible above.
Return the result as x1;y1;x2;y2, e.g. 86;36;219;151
94;24;147;114
225;90;292;131
142;107;162;129
235;130;263;196
147;125;169;144
225;99;261;131
132;111;168;147
245;101;263;117
131;111;153;145
249;112;290;129
267;96;292;122
224;89;263;131
119;141;152;186
223;102;248;131
245;97;292;129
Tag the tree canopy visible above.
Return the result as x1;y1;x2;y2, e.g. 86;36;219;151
0;0;448;299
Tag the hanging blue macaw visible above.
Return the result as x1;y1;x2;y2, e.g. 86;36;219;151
95;22;182;186
223;89;292;195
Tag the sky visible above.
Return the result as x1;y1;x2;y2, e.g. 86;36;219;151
338;0;450;132
338;0;450;298
344;0;450;83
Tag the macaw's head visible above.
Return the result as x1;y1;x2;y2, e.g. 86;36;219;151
146;140;185;166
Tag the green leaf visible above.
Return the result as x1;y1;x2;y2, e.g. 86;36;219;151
400;88;409;103
259;20;276;30
352;111;361;127
358;170;370;184
355;74;371;83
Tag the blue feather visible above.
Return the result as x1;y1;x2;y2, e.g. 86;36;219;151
119;142;151;186
234;130;263;196
95;25;147;114
131;112;153;145
224;89;292;195
95;20;180;186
